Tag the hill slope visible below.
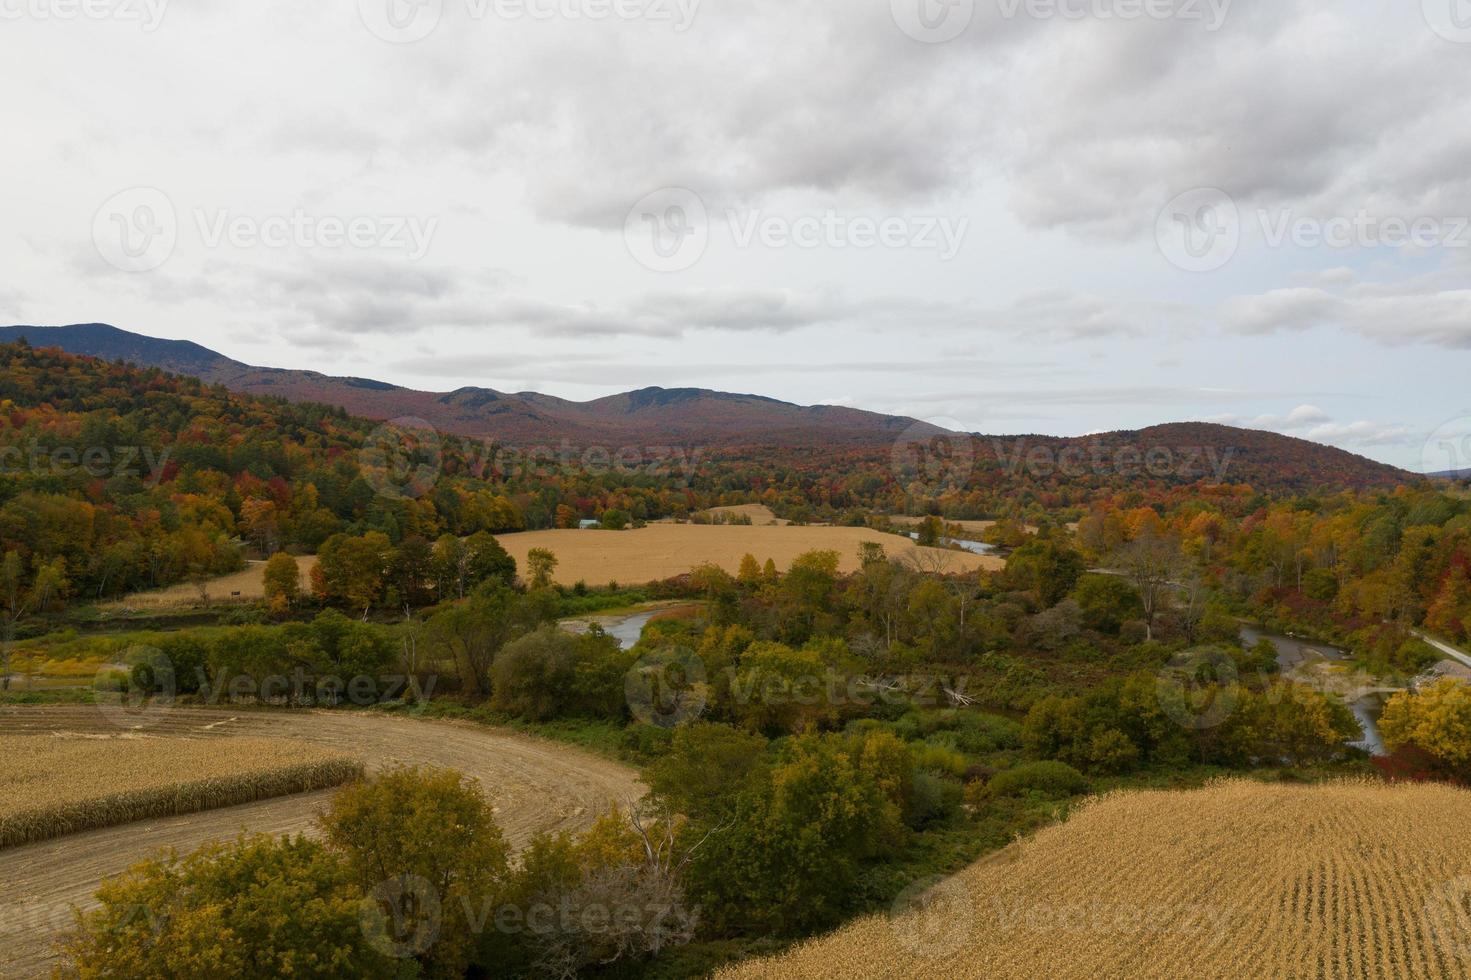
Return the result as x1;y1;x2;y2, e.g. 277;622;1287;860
0;324;1415;490
989;422;1412;493
0;323;935;448
719;779;1471;980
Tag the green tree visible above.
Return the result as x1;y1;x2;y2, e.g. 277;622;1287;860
646;722;768;820
687;732;905;936
262;552;301;616
315;532;393;617
490;625;580;720
461;531;516;592
1005;537;1085;607
1072;574;1144;635
737;552;762;587
319;767;511;978
526;547;558;589
1;551;68;688
57;835;395;979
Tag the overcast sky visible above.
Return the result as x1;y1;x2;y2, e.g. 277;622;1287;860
3;0;1469;471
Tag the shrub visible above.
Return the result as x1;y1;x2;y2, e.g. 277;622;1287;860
491;626;579;720
986;761;1089;800
319;766;511;978
57;835;395;978
906;771;964;828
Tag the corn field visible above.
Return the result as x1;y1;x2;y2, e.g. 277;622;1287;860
0;734;364;849
720;780;1471;979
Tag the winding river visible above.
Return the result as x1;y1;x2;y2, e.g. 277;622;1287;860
906;533;1001;556
1239;626;1388;755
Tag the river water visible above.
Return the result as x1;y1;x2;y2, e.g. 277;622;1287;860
906;533;1000;556
560;608;659;650
1239;627;1387;755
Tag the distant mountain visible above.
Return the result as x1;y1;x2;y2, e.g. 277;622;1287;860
0;323;1419;492
990;423;1413;494
0;323;940;447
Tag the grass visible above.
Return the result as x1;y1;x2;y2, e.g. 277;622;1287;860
385;700;657;762
0;734;364;849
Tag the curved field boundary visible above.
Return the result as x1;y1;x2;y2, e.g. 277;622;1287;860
0;735;364;849
0;706;643;979
718;779;1471;980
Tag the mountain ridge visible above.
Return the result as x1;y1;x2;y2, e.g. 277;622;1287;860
0;323;1418;491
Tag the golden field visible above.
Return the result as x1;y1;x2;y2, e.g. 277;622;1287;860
498;523;1002;585
699;503;789;525
0;734;362;848
103;556;317;609
719;780;1471;979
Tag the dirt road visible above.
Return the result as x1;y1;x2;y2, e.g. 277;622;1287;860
0;706;643;978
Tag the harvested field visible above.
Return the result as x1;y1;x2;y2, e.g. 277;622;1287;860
0;734;361;849
701;504;788;525
101;556;317;610
719;779;1471;980
498;524;1001;586
0;706;642;978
